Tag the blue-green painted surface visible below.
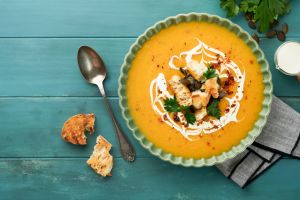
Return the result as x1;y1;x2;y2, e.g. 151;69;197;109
0;0;299;199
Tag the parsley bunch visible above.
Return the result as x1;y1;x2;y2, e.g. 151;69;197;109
164;97;196;125
220;0;291;32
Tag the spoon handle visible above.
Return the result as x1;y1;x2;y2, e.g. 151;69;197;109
97;83;135;162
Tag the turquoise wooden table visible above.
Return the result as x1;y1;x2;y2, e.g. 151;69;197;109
0;0;299;199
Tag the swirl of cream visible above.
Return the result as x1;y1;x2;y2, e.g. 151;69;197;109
150;39;245;141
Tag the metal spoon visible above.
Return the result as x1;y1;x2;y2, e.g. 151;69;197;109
77;46;135;162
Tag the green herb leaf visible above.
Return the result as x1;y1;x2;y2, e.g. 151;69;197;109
164;97;181;112
181;106;196;125
240;0;259;13
207;99;221;119
254;0;275;32
220;0;239;18
269;0;286;16
163;98;196;125
203;67;218;79
220;0;291;33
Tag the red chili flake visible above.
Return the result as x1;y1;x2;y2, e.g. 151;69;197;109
197;121;203;126
224;70;235;88
231;103;236;108
224;57;231;63
227;91;233;95
156;64;160;68
245;95;248;100
210;63;216;68
163;114;168;120
250;60;254;64
207;142;211;146
158;118;163;123
239;76;242;79
228;50;232;54
225;108;230;113
173;113;180;122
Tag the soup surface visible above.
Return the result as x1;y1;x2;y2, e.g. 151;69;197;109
126;22;264;158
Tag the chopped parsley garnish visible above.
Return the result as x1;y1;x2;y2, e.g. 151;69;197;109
163;97;196;125
207;99;221;119
181;106;196;125
203;67;218;79
164;97;181;112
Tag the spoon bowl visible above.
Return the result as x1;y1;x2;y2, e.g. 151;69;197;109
78;46;107;85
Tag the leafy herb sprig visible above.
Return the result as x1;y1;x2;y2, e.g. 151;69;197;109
164;97;196;125
220;0;291;33
207;99;221;119
203;66;218;80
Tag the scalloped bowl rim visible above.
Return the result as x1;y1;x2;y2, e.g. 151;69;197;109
118;13;273;167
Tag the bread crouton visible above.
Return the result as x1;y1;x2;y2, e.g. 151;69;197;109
191;90;211;109
61;114;95;145
169;75;193;107
87;135;113;177
195;107;207;121
186;59;207;81
203;77;220;98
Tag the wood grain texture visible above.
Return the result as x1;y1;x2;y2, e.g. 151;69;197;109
0;0;299;198
0;38;299;97
0;158;299;200
0;0;299;37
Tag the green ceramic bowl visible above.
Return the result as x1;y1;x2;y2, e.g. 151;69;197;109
118;13;273;167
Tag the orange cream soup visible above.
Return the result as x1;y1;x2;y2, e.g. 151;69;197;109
126;22;264;158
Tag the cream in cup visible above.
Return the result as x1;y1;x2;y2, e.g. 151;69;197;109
274;41;300;81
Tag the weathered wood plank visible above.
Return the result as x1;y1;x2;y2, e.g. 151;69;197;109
0;0;299;37
0;97;298;158
0;158;299;200
0;97;148;158
0;38;299;97
0;38;131;97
